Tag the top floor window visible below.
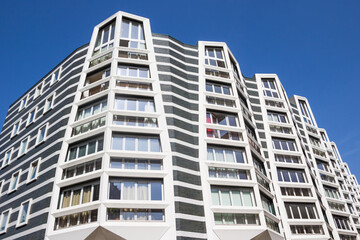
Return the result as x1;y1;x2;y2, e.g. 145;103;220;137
19;96;28;111
205;47;226;68
93;20;115;56
262;79;279;98
299;100;314;126
230;59;240;79
120;18;146;49
51;69;61;85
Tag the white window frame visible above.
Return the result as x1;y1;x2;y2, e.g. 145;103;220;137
8;170;21;194
120;18;146;49
2;148;13;168
44;93;56;114
11;119;22;138
16;199;32;228
36;123;48;145
19;95;29;112
34;81;44;99
27;158;41;183
0;179;4;196
18;136;30;157
50;68;61;86
26;107;37;126
0;209;11;234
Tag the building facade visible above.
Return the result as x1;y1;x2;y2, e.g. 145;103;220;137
0;11;359;240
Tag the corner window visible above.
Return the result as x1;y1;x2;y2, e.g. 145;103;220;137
2;148;13;168
11;120;21;137
93;20;115;56
36;124;48;144
44;94;55;113
27;159;40;183
120;18;146;49
262;79;279;98
19;136;30;156
27;107;37;126
0;209;11;233
205;47;226;68
9;170;21;193
17;200;31;227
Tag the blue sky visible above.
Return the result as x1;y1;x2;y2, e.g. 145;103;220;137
0;0;359;177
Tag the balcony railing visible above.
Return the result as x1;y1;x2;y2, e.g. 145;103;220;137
89;52;112;67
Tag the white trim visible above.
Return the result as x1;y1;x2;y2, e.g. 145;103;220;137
26;158;41;184
18;136;30;157
36;123;49;145
16;198;33;228
0;208;12;234
8;170;22;194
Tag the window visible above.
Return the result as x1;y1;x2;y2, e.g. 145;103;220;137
44;94;55;113
110;158;162;171
0;180;3;196
207;129;242;141
267;111;288;123
205;68;230;78
277;168;306;183
72;117;106;136
117;65;149;78
93;20;115;56
272;138;297;151
51;68;61;85
76;99;107;121
206;81;232;95
113;115;157;128
116;80;152;91
36;124;48;144
333;215;352;230
84;67;110;86
107;208;164;221
299;100;314;125
205;47;226;68
9;170;21;193
316;159;331;172
324;187;341;199
27;108;37;126
0;209;11;233
19;95;28;111
206;96;235;107
285;203;318;219
81;82;109;99
265;99;284;108
209;167;250;180
207;146;246;163
2;148;13;168
253;158;267;176
291;225;324;235
17;200;31;227
275;154;301;164
11;120;21;137
54;210;97;230
62;159;102;180
211;187;254;207
115;97;155;112
109;178;163;201
281;187;312;197
34;82;43;99
261;194;275;215
262;79;279;98
328;202;346;212
214;213;259;225
58;181;100;209
19;136;30;156
120;18;146;49
266;216;280;233
270;125;292;134
206;111;238;127
27;159;40;183
67;137;104;161
309;136;321;148
112;134;161;152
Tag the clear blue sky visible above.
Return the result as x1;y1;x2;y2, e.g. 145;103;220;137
0;0;359;177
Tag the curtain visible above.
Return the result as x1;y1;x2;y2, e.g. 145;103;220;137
72;190;81;206
242;190;253;207
82;186;91;203
225;150;235;162
137;183;148;200
123;182;135;200
62;191;71;208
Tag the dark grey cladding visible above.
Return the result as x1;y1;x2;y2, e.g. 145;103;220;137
0;45;87;240
153;34;207;237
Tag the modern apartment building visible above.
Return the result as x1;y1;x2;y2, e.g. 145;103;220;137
0;11;358;240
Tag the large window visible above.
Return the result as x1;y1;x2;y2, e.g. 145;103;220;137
17;200;31;227
107;208;163;221
207;146;246;163
84;67;110;87
262;79;279;98
316;159;331;172
206;111;238;127
62;159;102;180
209;167;250;180
275;154;301;164
272;138;297;151
72;117;106;136
112;134;161;152
206;81;232;95
281;187;312;197
214;213;259;225
113;115;157;128
267;111;288;123
110;158;162;171
81;82;109;99
285;203;318;219
309;137;321;148
116;80;152;91
109;178;163;201
299;100;314;125
206;96;235;107
58;181;100;209
270;125;292;134
54;210;97;230
207;129;242;141
93;20;115;56
324;186;341;199
115;97;155;112
211;187;254;207
261;194;275;215
120;18;146;49
76;99;107;121
290;225;324;235
333;215;352;230
205;47;226;68
117;65;149;78
0;209;11;233
67;137;104;161
277;168;306;183
253;158;267;176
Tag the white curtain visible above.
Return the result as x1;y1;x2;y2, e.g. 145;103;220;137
123;182;135;200
137;183;148;200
